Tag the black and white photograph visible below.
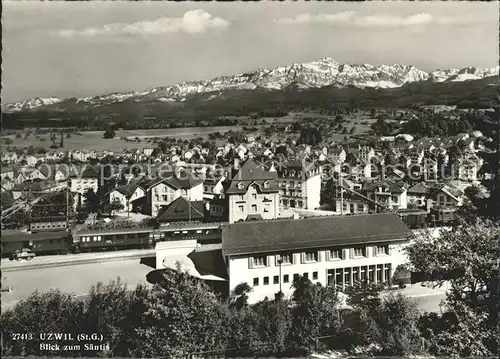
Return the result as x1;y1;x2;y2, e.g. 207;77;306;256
1;0;499;357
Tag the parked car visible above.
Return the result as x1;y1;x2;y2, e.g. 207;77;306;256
10;249;35;261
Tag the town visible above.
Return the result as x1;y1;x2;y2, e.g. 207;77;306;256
1;1;499;358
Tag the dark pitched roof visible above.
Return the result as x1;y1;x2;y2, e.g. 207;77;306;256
157;196;205;222
115;181;143;198
407;182;431;195
363;179;405;194
222;213;411;256
225;159;279;195
141;169;203;191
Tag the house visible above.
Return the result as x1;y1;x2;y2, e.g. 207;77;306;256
454;158;479;182
38;164;70;182
357;145;375;163
422;158;438;181
1;167;14;181
15;167;47;183
222;213;411;304
108;181;146;214
2;152;18;164
143;148;154;156
156;196;206;223
143;169;204;217
276;160;322;210
69;165;99;202
71;149;90;162
12;180;58;200
1;178;15;192
330;147;346;164
223;159;280;224
26;155;44;167
203;175;225;199
431;184;463;208
363;179;408;211
407;183;431;207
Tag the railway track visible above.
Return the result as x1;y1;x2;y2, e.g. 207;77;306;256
2;248;156;272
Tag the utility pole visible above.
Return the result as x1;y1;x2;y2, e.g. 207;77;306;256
66;181;70;231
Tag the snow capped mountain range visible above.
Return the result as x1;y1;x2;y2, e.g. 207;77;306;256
3;58;499;113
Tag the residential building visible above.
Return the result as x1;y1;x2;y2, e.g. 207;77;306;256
224;159;280;224
2;152;18;164
108;182;146;213
1;167;14;181
454;158;479;182
407;183;431;207
276;160;322;210
69;166;99;204
222;213;411;304
143;170;204;217
431;184;463;208
156;196;205;223
363;179;408;210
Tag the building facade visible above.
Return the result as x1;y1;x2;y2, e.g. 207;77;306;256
224;159;280;224
222;213;411;304
277;161;322;210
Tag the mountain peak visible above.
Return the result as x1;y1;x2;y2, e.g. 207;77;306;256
3;58;498;113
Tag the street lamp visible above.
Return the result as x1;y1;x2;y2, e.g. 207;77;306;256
277;256;283;295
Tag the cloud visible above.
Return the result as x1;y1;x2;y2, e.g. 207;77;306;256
57;9;230;37
276;12;463;27
275;11;356;25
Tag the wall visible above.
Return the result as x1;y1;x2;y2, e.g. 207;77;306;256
228;184;278;223
227;240;409;304
305;172;321;210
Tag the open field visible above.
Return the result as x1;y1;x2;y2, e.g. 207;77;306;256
2;126;242;152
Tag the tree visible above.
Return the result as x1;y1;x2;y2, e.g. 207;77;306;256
103;127;116;139
1;290;84;356
345;282;423;355
132;265;228;357
405;220;500;356
287;276;341;352
104;198;124;216
230;282;252;311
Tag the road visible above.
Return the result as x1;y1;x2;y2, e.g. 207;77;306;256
1;258;154;311
2;249;156;272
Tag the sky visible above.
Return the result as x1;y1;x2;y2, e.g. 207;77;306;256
2;1;499;103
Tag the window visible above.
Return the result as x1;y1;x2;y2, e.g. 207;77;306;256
391;196;398;202
375;245;389;256
357;203;364;212
354;247;365;257
328;249;342;260
263;276;269;285
312;271;318;280
283;274;289;283
238;205;244;212
277;253;293;264
253;256;267;267
237;182;245;190
293;274;299;282
263;181;270;189
252;193;257;200
303;273;309;280
264;204;270;212
273;276;279;284
253;278;259;286
304;251;318;262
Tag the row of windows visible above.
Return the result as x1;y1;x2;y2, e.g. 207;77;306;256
237;194;272;201
252;264;392;288
251;246;390;268
253;271;320;287
32;223;67;229
238;203;271;213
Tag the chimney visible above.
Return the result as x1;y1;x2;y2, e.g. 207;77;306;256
233;158;241;170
